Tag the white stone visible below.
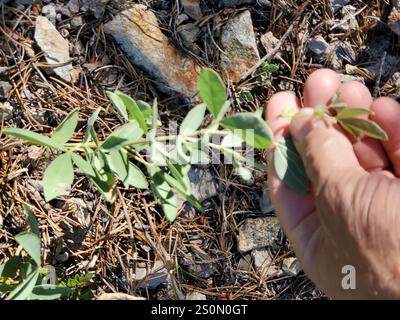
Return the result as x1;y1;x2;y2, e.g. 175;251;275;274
34;16;73;82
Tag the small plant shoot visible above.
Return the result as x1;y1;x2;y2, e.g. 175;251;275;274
3;69;388;222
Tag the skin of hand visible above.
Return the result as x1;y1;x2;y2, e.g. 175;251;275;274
265;69;400;299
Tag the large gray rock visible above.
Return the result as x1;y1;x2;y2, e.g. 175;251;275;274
105;5;202;98
237;216;280;253
220;10;260;82
34;16;73;82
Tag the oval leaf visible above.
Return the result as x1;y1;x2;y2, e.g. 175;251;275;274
107;91;128;120
115;91;148;133
43;153;74;202
148;166;179;223
52;109;79;144
180;103;206;136
221;113;274;149
101;122;143;151
337;108;373;119
3;128;65;151
72;153;96;177
274;135;309;195
6;269;39;300
23;204;40;237
15;232;41;266
338;118;388;141
197;68;227;119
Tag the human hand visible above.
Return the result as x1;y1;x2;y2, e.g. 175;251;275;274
265;69;400;299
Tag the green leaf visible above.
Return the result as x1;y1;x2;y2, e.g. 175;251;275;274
23;204;40;237
254;107;264;118
6;269;39;300
43;153;74;202
221;113;274;149
83;108;101;145
107;91;128;120
338;118;388;141
274;135;309;195
3;128;65;151
197;68;227;119
106;150;129;187
148;166;179;223
72;153;96;177
166;160;190;193
15;232;41;266
115;91;148;133
0;256;22;278
126;163;148;189
216;101;231;121
89;154;117;203
30;285;70;300
180;103;206;136
52;109;79;145
101;122;143;152
337;108;373;119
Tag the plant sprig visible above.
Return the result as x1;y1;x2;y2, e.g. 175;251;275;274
3;69;388;221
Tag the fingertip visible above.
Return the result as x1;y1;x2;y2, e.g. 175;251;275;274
338;81;373;112
304;69;341;108
265;91;300;121
265;91;301;138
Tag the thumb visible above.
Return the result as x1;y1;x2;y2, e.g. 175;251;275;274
289;108;365;191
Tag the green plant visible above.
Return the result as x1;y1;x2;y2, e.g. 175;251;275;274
0;205;70;300
3;69;388;222
59;273;96;300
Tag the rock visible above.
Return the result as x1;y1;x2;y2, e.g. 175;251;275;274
176;13;189;26
0;81;11;98
330;40;357;70
181;0;202;20
222;0;252;6
366;54;399;80
180;247;215;278
186;292;207;300
237;254;253;271
260;182;274;214
332;5;359;32
81;0;110;19
258;0;272;6
135;260;170;289
282;257;302;276
41;3;58;25
339;73;365;84
389;0;400;36
34;16;73;83
237;216;280;253
0;102;13;121
220;10;260;82
70;16;83;28
177;23;200;48
105;5;201;98
308;35;330;62
260;31;279;55
188;167;219;202
382;72;400;97
60;0;80;17
251;249;281;277
328;0;350;13
97;293;145;300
